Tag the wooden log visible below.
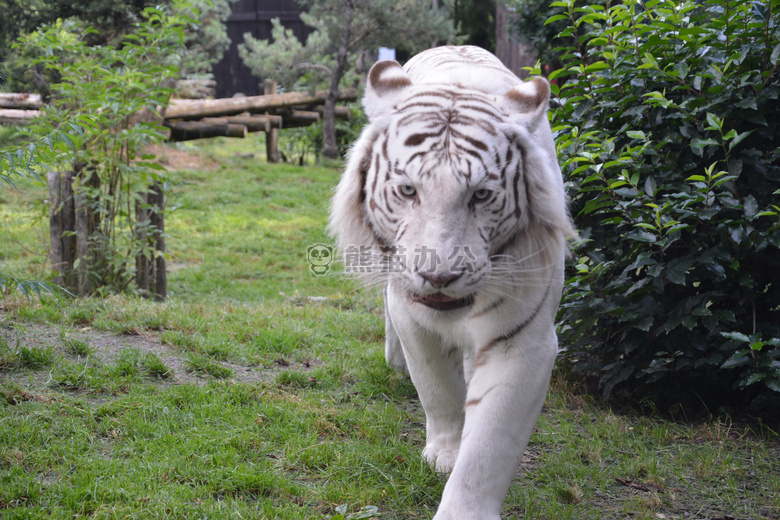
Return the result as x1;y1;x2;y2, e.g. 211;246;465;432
235;114;283;130
264;79;280;164
0;93;43;109
201;116;267;133
164;88;358;120
313;105;351;120
165;120;248;141
0;109;40;126
281;110;321;128
200;114;282;133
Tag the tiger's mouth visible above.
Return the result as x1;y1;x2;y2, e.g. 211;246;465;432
409;292;474;311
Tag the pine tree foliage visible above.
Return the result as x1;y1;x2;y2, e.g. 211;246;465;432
239;0;461;159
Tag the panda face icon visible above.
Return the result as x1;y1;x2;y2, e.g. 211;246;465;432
307;244;334;276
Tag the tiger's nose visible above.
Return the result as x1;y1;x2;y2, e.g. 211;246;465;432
419;272;462;288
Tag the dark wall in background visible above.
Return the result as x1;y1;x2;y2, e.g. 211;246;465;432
212;0;312;98
214;1;535;96
495;3;536;79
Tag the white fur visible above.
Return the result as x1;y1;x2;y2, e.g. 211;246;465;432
329;46;575;520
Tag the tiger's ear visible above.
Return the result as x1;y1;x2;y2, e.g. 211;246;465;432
363;60;412;121
503;76;577;246
500;76;551;130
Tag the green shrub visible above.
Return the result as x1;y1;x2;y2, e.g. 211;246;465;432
12;6;188;297
506;0;602;73
543;0;780;411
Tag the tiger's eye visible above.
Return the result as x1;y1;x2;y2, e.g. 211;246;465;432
473;188;491;201
399;185;417;198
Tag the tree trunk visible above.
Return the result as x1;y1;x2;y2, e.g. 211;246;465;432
264;79;280;163
322;0;355;160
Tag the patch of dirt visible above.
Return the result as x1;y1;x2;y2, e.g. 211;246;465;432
0;319;309;391
144;143;217;172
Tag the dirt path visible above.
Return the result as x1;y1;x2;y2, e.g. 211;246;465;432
0;318;314;392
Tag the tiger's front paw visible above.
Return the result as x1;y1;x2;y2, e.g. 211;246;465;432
433;510;500;520
422;444;459;473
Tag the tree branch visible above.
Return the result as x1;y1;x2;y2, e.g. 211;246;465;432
294;62;333;74
348;24;379;50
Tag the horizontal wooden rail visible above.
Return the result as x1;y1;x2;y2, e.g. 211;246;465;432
164;88;358;120
0;93;43;109
0;108;40;125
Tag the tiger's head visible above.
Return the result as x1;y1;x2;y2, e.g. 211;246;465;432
330;59;574;313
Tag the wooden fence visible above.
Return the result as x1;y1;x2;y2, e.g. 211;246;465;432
1;86;356;300
162;81;357;162
0;86;356;160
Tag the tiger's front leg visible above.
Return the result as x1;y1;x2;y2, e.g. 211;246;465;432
434;324;558;520
383;286;408;374
386;286;467;473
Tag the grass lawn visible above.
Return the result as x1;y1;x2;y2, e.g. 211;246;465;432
1;134;779;519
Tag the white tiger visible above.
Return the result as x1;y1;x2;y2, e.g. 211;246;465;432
329;45;575;520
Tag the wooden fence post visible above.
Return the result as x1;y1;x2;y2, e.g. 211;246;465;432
76;164;101;297
135;197;150;296
135;182;167;301
47;170;76;290
47;171;66;286
74;185;90;296
151;182;167;301
264;79;280;163
48;168;166;300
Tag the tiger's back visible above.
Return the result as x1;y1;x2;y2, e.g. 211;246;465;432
403;45;521;94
